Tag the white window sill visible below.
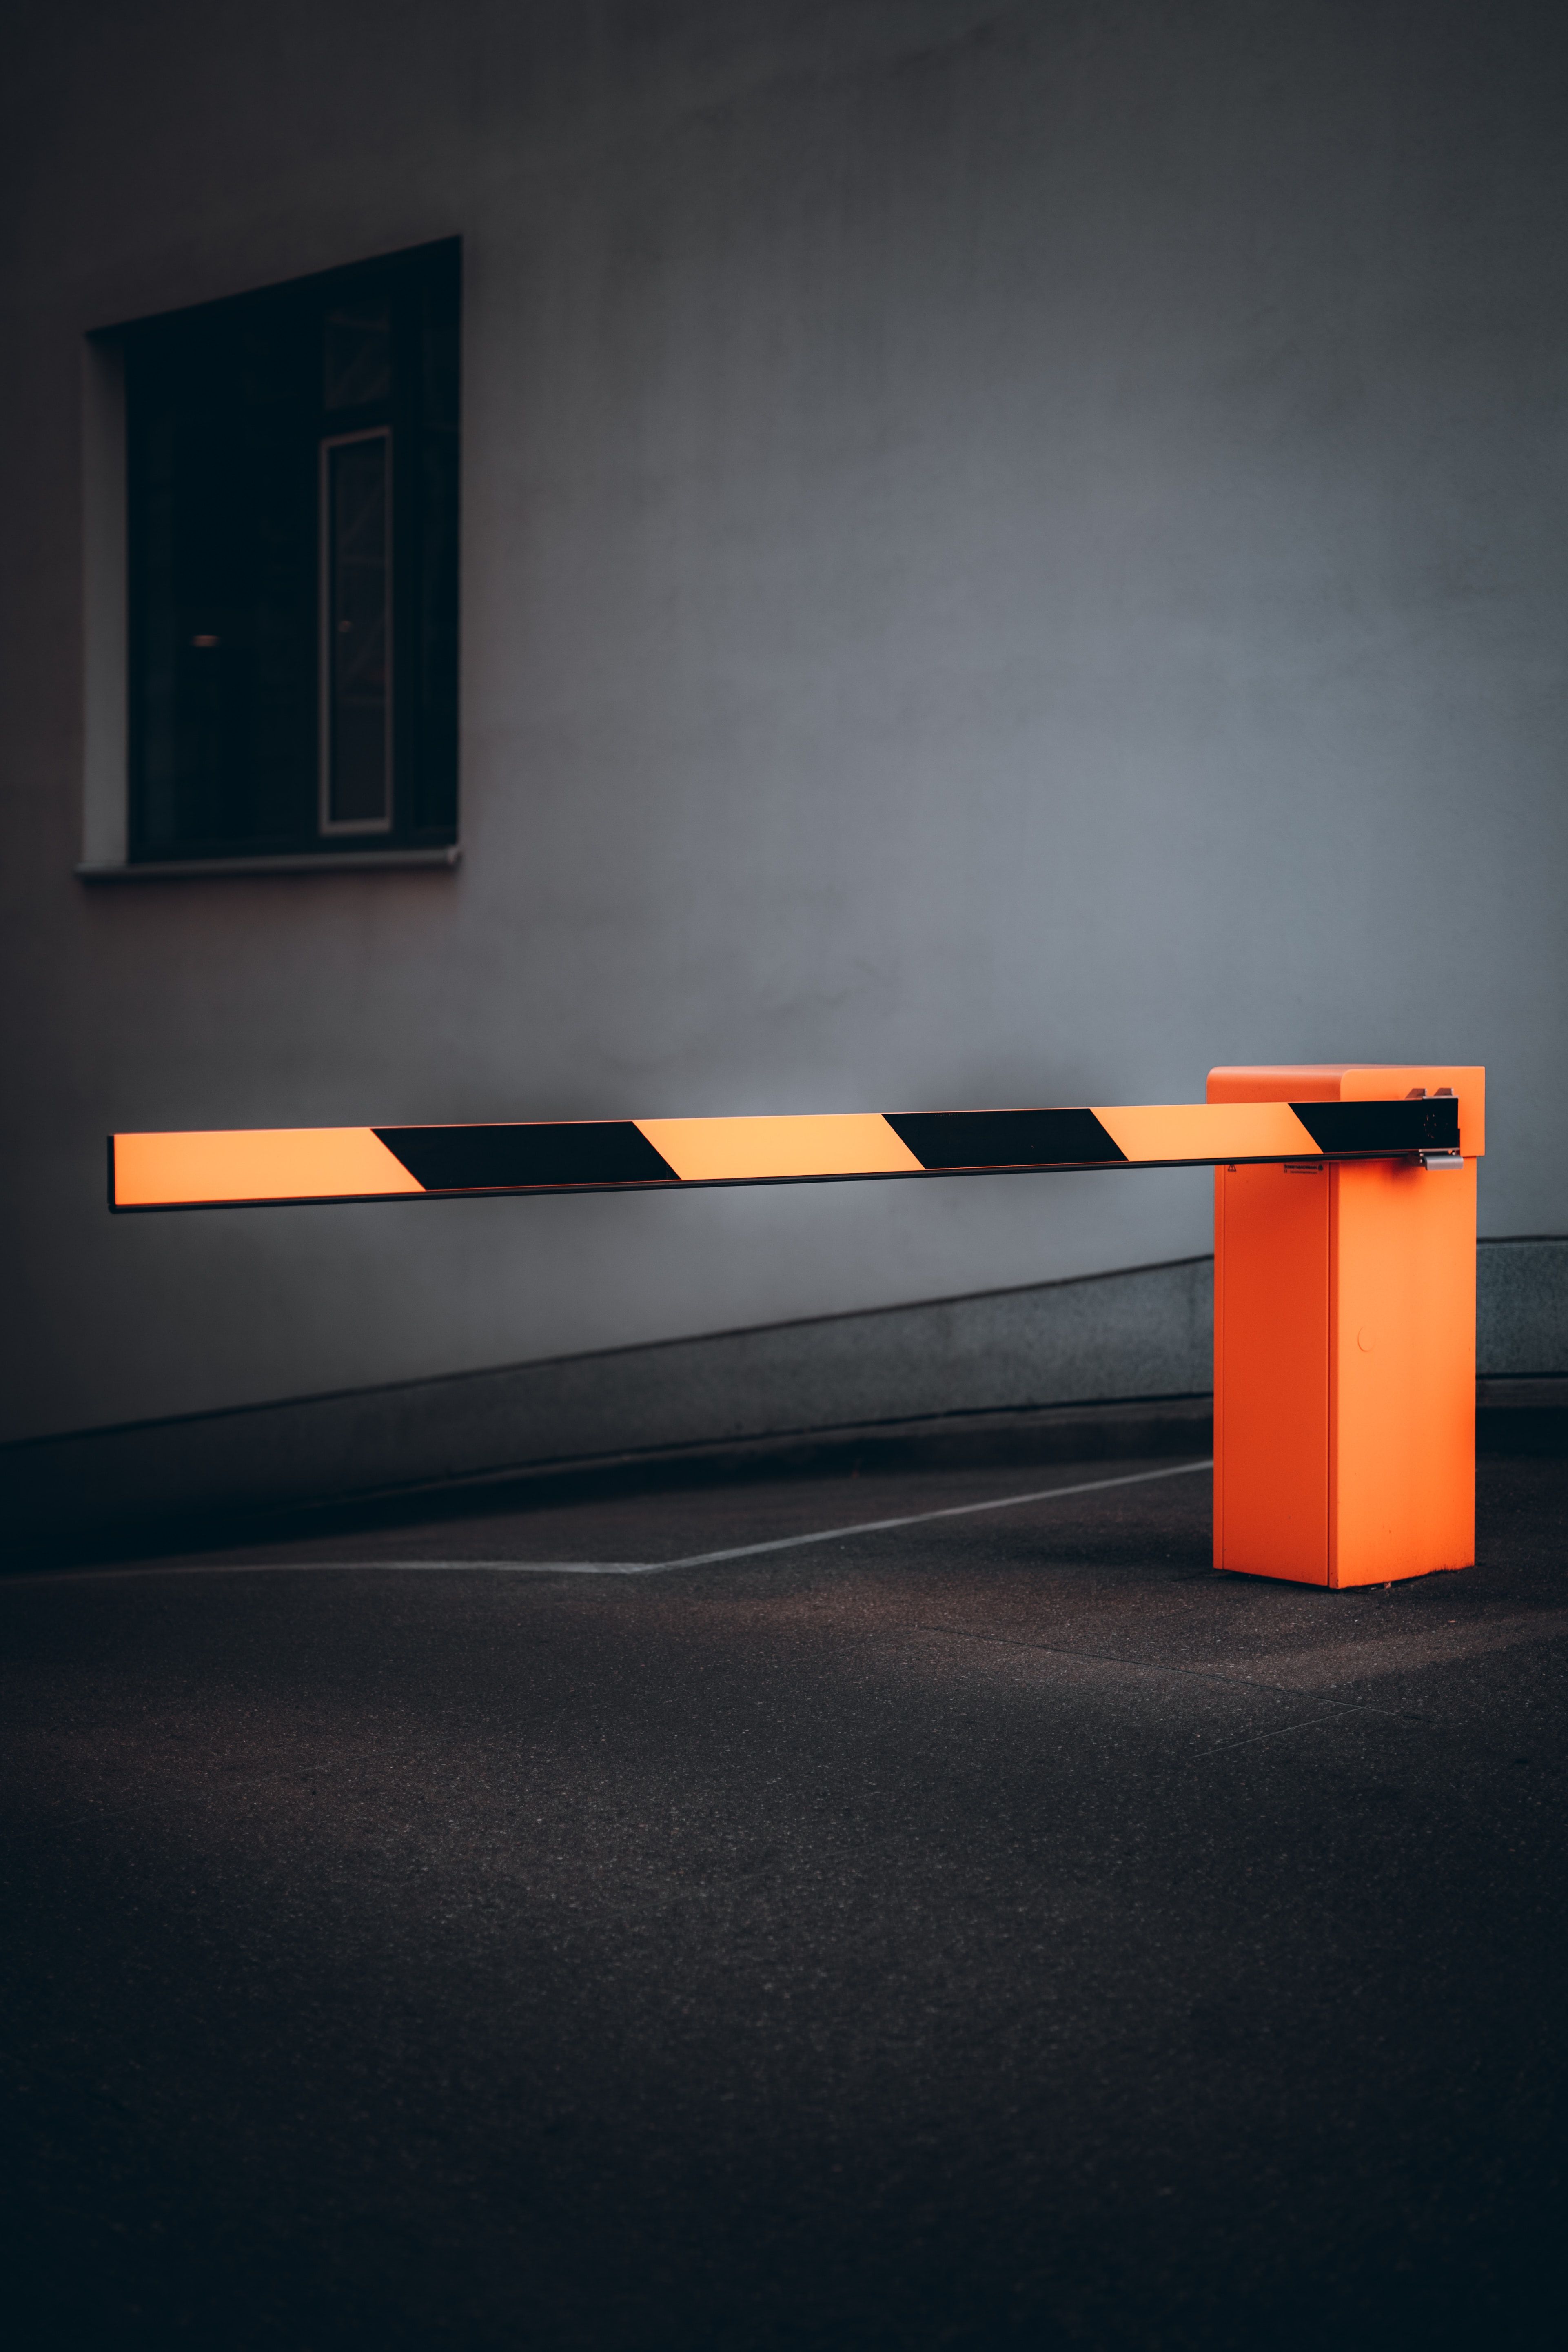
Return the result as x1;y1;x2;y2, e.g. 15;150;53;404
77;845;461;882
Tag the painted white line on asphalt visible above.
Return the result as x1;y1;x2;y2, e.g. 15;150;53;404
638;1457;1214;1569
1204;1714;1348;1752
13;1458;1214;1584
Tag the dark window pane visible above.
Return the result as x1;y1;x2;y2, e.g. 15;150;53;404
324;302;392;410
324;434;390;828
128;298;319;856
124;241;458;861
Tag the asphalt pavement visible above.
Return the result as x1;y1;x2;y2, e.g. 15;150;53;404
2;1453;1564;2350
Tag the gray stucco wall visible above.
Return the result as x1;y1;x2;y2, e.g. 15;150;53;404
3;0;1565;1448
1476;1238;1568;1377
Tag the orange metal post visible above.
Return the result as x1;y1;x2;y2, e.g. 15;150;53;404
1210;1065;1483;1586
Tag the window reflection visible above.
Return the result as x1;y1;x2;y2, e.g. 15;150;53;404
324;303;392;409
323;432;390;829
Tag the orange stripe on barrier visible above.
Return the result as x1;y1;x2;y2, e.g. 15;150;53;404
112;1127;426;1207
634;1113;924;1183
1093;1101;1319;1164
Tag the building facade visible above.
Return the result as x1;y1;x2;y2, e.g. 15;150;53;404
2;0;1565;1514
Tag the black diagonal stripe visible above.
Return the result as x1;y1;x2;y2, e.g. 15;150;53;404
884;1107;1128;1172
1288;1098;1460;1156
374;1122;679;1192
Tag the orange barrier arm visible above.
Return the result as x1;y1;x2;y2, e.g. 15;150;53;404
108;1091;1470;1211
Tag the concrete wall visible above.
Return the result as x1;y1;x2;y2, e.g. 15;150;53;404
4;1237;1561;1559
3;0;1566;1448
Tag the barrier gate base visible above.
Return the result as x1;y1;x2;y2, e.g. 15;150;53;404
1211;1065;1481;1587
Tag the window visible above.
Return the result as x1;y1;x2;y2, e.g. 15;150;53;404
116;240;459;866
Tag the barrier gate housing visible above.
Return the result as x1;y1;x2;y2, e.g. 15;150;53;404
110;1061;1484;1588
